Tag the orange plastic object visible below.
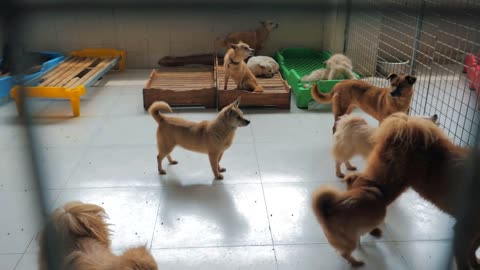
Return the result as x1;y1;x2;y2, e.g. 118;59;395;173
70;48;126;72
10;85;86;116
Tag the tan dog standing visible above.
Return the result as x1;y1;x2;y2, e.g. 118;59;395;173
311;73;416;133
223;41;263;93
215;20;279;52
39;202;158;270
148;98;250;180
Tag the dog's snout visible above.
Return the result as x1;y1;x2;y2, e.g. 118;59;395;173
244;119;251;126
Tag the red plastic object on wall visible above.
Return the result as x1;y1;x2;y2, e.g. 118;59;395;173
464;53;480;109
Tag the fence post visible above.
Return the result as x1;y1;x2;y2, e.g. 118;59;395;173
410;0;426;75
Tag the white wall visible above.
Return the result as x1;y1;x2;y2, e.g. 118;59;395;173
18;9;325;68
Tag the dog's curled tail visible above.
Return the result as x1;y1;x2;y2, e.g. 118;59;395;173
310;84;333;103
374;112;443;150
312;186;340;221
148;101;173;124
51;201;110;246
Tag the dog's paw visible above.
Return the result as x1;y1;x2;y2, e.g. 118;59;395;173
336;172;346;178
169;160;178;165
369;228;382;238
346;165;357;171
159;169;167;175
350;260;365;267
215;174;224;180
219;167;226;172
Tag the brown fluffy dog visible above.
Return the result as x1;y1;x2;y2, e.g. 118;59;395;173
317;112;478;268
215;20;279;52
223;41;263;92
311;73;416;133
148;98;250;180
39;201;158;270
333;114;438;178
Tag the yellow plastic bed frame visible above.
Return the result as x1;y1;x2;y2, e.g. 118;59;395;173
11;48;126;117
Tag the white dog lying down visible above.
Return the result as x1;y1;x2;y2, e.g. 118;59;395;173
247;56;279;78
302;53;356;82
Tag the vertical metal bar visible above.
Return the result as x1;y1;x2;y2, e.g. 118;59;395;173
343;0;352;54
2;2;64;270
409;0;426;75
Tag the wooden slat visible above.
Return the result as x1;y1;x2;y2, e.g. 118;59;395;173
39;58;86;86
41;56;75;79
41;58;94;87
53;58;97;87
69;58;115;88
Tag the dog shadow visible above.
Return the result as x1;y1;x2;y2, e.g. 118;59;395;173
155;183;248;245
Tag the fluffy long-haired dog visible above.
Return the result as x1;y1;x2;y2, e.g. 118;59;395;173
215;20;279;52
148;98;250;180
311;73;416;133
321;112;478;268
223;41;263;92
332;114;438;178
39;201;158;270
302;54;356;82
312;113;446;267
367;113;478;269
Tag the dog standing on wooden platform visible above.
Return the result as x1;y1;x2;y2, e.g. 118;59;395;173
223;41;263;93
39;201;158;270
148;98;250;180
311;73;416;133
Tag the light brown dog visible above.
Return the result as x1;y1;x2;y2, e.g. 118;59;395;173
39;201;158;270
320;112;478;268
223;41;263;92
365;113;477;270
215;20;279;52
311;73;416;133
148;98;250;180
332;113;438;178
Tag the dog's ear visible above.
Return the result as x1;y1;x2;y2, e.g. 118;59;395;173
431;114;438;122
234;97;241;107
406;75;417;85
387;73;398;81
229;43;238;50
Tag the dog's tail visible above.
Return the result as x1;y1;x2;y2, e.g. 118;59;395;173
148;101;173;124
373;112;443;150
312;186;341;222
310;84;333;103
50;201;110;246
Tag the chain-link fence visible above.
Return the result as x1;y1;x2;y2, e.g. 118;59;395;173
345;0;480;146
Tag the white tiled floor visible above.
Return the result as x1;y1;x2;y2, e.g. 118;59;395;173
0;69;456;269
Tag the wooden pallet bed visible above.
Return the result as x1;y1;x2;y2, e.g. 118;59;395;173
143;67;216;109
10;48;126;116
215;58;291;109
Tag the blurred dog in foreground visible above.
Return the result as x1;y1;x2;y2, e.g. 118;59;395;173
39;201;158;270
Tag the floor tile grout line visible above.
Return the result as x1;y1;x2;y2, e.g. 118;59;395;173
148;195;163;251
251;131;279;270
149;243;276;250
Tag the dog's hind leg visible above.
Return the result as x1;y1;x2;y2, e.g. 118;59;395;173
218;151;226;172
209;152;223;180
346;161;357;171
335;161;345;178
224;72;229;90
167;155;178;165
157;145;175;175
341;251;364;267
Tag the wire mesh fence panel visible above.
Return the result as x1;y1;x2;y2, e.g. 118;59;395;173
345;0;480;146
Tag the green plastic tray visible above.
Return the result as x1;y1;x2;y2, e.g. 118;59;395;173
274;48;359;109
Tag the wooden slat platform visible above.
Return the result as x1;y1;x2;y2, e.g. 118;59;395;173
215;59;291;109
36;56;117;88
143;67;216;109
